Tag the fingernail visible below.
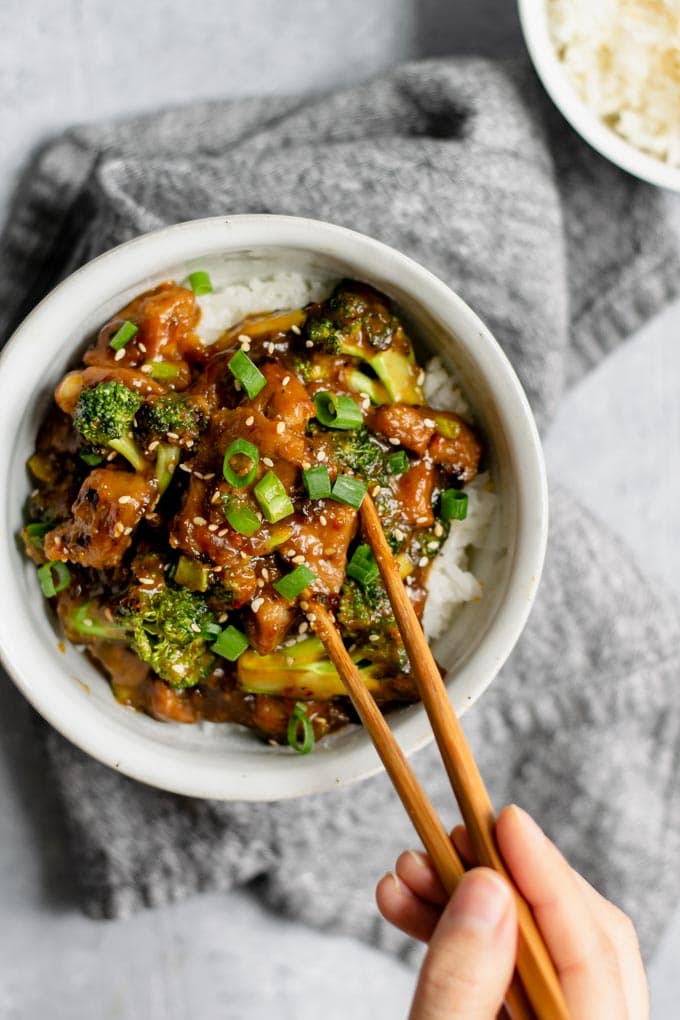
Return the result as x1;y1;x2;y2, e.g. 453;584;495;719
406;849;429;870
447;870;510;930
509;804;545;844
384;870;402;891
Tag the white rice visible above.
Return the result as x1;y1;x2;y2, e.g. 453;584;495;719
193;274;496;641
547;0;680;167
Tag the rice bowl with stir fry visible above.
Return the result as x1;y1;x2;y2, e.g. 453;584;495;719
21;268;497;754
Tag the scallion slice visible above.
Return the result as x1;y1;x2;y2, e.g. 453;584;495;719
228;350;266;399
302;464;331;499
441;489;468;521
79;450;104;467
223;439;259;489
387;450;409;476
254;470;294;523
212;625;249;661
109;320;138;352
148;361;180;381
187;270;213;295
346;544;379;585
287;701;315;755
25;522;53;547
331;474;367;509
313;391;363;430
225;501;261;537
37;561;71;598
273;565;316;601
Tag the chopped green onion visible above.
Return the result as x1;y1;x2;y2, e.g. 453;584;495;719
287;701;315;755
174;555;210;592
441;489;468;521
387;450;409;476
228;349;266;399
71;601;127;640
225;500;261;537
25;522;53;547
109;320;138;352
302;465;331;500
202;621;223;640
79;450;103;467
273;565;317;601
314;391;363;430
331;474;367;509
254;470;294;523
346;544;379;585
212;625;249;661
187;270;213;295
223;438;259;489
148;361;180;381
37;561;71;598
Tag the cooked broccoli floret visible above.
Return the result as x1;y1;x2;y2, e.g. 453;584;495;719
117;580;218;688
338;577;409;671
73;381;145;471
136;394;207;446
328;425;389;483
236;635;386;699
304;283;424;404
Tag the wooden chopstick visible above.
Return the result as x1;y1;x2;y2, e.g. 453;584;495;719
309;599;532;1020
359;494;569;1020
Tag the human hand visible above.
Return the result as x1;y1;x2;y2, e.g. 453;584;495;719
375;805;648;1019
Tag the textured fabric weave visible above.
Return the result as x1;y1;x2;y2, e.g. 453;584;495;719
3;58;680;961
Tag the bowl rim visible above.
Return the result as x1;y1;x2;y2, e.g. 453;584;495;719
0;214;548;800
517;0;680;193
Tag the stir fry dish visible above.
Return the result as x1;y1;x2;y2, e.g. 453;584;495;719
22;276;483;752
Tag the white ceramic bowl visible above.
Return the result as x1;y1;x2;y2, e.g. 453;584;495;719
0;215;547;801
518;0;680;192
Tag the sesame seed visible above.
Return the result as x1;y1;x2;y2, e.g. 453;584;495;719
114;348;126;361
118;495;132;504
305;340;314;348
298;622;309;634
107;452;117;461
324;547;336;556
245;415;254;427
282;375;290;386
148;440;159;452
276;421;285;435
138;342;147;353
405;575;415;586
194;471;205;480
218;527;228;537
240;551;248;560
393;528;405;541
203;473;215;480
256;578;265;588
307;612;316;623
361;397;370;411
186;439;194;448
52;535;62;547
211;491;221;504
417;369;425;385
300;600;310;611
214;565;223;572
193;516;207;526
317;450;327;462
266;341;275;354
234;380;242;391
424;418;436;428
262;457;274;468
132;380;142;389
113;522;125;537
389;437;401;446
141;364;153;374
292;554;305;564
218;613;228;623
137;576;154;585
166;432;179;441
261;567;270;581
417;516;430;525
291;324;301;335
179;463;192;473
285;547;296;557
319;514;328;527
286;656;295;666
207;523;218;532
434;522;444;537
418;556;429;568
371;485;381;497
191;622;201;633
369;634;380;643
251;597;264;613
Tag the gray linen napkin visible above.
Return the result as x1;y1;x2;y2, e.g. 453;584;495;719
3;58;680;960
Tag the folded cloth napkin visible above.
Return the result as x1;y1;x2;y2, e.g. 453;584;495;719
3;57;680;961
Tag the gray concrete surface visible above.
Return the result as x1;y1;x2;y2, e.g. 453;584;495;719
1;1;679;1016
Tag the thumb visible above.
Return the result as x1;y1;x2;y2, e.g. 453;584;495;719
409;868;517;1020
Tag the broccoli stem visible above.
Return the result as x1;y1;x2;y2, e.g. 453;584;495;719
155;443;181;494
109;434;146;472
237;636;384;699
346;369;389;406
